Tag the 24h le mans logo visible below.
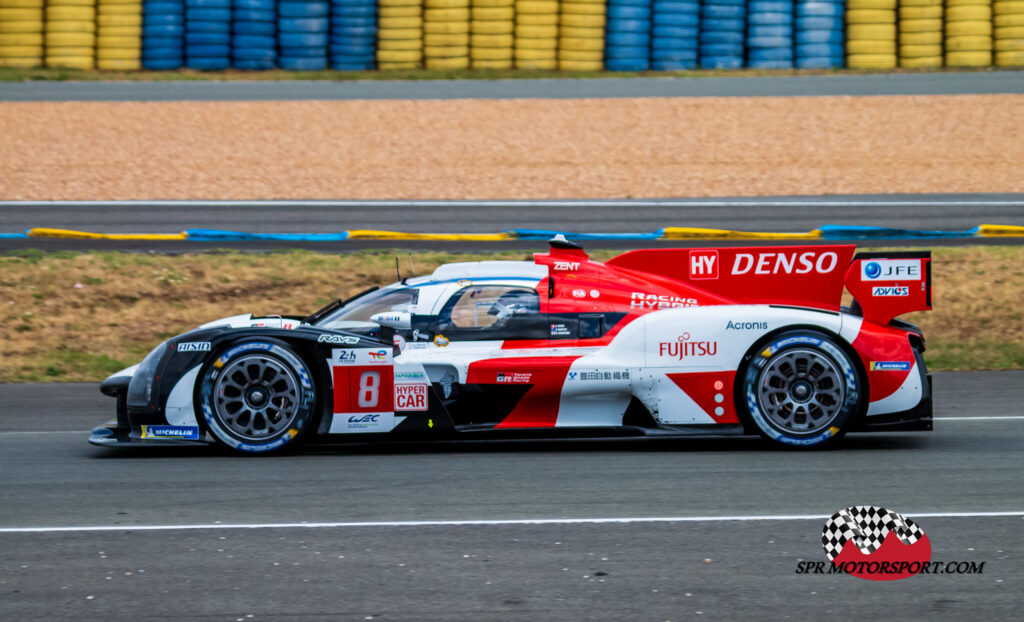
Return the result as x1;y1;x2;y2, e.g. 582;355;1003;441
821;506;932;581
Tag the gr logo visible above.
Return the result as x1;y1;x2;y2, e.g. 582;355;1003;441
689;249;719;280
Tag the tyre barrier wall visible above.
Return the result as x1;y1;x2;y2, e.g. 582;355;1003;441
7;0;1024;69
331;0;375;70
471;0;514;69
424;0;470;69
0;0;44;68
7;223;1023;241
186;0;231;69
233;0;276;70
142;0;184;69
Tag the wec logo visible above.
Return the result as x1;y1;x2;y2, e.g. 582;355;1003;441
348;414;380;423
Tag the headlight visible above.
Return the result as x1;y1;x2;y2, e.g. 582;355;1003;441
126;341;169;409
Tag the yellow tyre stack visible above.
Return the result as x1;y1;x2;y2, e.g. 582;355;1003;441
899;0;943;67
46;0;97;69
846;0;899;68
994;0;1024;65
96;0;141;70
470;0;514;68
945;0;993;65
424;0;470;68
515;0;558;69
558;0;603;70
378;0;423;69
0;0;44;68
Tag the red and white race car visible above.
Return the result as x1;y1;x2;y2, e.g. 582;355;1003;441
92;236;933;453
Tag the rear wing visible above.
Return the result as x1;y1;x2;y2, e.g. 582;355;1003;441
604;245;856;311
844;251;932;325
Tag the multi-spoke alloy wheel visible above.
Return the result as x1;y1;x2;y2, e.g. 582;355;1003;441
214;354;300;441
756;348;845;435
741;330;863;448
199;340;317;454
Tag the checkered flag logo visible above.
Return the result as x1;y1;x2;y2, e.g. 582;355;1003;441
821;506;926;562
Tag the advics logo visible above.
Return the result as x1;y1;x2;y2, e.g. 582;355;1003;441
872;286;909;297
821;506;931;581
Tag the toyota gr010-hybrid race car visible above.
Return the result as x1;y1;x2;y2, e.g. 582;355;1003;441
90;237;933;453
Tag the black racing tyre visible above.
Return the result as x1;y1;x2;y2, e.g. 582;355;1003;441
739;329;863;448
198;340;318;454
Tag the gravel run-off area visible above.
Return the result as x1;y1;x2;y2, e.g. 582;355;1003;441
1;94;1023;200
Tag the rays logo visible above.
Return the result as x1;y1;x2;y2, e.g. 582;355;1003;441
821;506;931;581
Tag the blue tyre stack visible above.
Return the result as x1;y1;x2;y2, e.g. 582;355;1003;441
700;0;746;68
232;0;276;70
186;0;231;70
794;0;844;68
143;1;186;70
330;0;377;70
746;0;794;69
277;1;329;71
605;0;653;71
650;0;700;70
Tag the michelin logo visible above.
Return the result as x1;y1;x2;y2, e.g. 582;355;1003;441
870;361;912;371
141;425;200;440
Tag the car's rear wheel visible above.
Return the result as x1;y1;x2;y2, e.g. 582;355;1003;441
199;340;317;454
740;329;863;448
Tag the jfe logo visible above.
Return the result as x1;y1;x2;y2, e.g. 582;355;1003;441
862;260;921;281
689;250;719;280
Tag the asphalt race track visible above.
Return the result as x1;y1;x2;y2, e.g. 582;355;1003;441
2;194;1023;252
1;371;1021;620
2;71;1024;102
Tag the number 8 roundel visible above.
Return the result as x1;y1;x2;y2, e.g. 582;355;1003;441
333;366;394;414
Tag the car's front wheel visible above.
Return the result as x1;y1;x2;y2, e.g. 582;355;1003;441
739;329;863;448
199;340;317;454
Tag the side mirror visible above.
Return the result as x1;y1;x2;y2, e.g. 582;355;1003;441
370;311;412;330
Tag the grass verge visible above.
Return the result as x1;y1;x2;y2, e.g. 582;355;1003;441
0;246;1020;382
0;65;1017;83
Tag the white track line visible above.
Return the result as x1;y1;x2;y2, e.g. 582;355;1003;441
2;511;1022;534
937;416;1024;421
2;200;1023;208
0;430;88;435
